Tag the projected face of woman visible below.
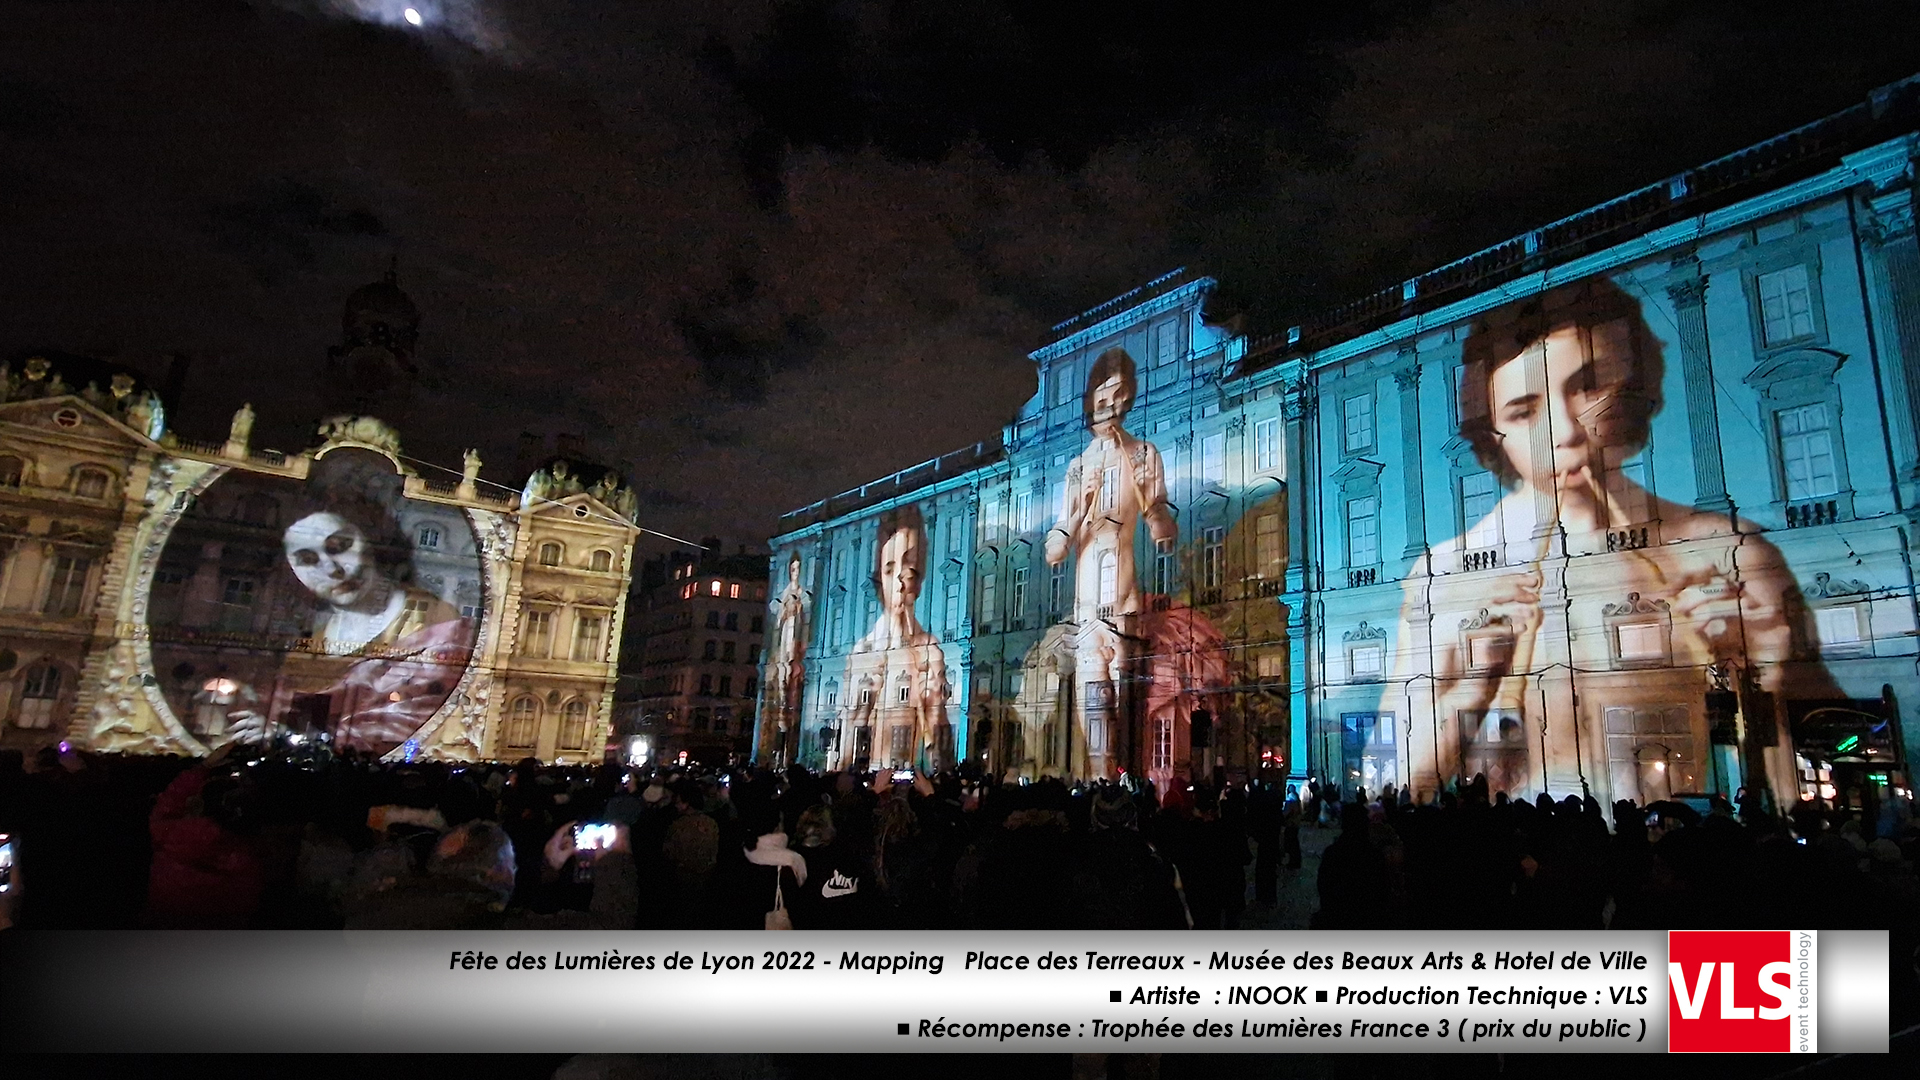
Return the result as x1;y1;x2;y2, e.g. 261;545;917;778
1487;324;1630;529
877;527;923;615
1088;372;1130;438
283;511;375;607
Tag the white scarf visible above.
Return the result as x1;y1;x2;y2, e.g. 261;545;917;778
745;832;808;886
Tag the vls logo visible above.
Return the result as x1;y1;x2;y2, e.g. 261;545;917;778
1667;930;1817;1052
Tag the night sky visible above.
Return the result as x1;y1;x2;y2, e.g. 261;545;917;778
4;0;1918;552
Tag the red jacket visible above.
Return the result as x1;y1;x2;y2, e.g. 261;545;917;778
146;768;265;927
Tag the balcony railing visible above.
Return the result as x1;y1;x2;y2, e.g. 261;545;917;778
1785;499;1841;528
1347;567;1377;588
1606;527;1650;552
1461;548;1502;572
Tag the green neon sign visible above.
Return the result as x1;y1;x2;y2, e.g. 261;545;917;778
1834;735;1860;753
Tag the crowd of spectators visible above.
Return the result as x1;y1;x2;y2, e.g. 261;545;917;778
0;742;1913;938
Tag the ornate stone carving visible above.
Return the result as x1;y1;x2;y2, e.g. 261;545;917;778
1665;277;1710;308
1602;592;1671;617
1459;608;1512;631
1224;415;1248;435
316;414;402;456
1172;433;1194;451
1393;364;1422;392
1341;620;1387;642
1805;571;1873;599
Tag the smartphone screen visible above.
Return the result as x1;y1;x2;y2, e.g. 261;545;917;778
0;835;14;893
573;823;617;852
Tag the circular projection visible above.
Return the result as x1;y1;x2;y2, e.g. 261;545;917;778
144;448;480;757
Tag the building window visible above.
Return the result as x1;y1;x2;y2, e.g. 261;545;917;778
1255;514;1281;576
1777;403;1838;501
1616;623;1665;661
722;641;736;662
1201;527;1226;589
1343;393;1374;454
1014;490;1034;534
1153;538;1176;595
712;711;728;735
692;708;710;732
699;673;713;695
1756;265;1816;347
43;555;90;617
831;593;845;644
0;456;23;489
1253;417;1280;473
219;577;254;608
558;699;589;750
1097;552;1117;609
944;580;960;637
747;645;759;664
572;615;605;661
744;676;757;698
1202;432;1226;486
724;612;738;631
1153;317;1178;367
706;610;720;629
1345;496;1378;568
1340;712;1398;795
709;579;722;596
538;542;562;567
1099;466;1119;512
702;639;717;661
1350;645;1384;681
506;697;538;748
1151;718;1173;771
520;609;553;657
1461;470;1501;551
1815;604;1866;648
73;469;110;500
1256;652;1285;681
418;525;441;550
17;663;63;729
718;675;732;698
590;550;613;572
1010;566;1028;623
750;614;763;633
681;582;694;600
981;571;998;626
1049;562;1066;617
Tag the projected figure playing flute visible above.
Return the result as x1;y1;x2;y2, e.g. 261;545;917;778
1046;347;1177;778
1385;279;1831;803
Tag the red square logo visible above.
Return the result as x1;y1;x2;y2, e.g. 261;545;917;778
1668;930;1815;1053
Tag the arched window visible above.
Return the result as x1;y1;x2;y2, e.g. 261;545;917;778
1097;551;1118;608
589;549;613;572
0;456;24;489
538;542;562;567
558;699;589;750
18;663;63;729
73;468;110;500
506;696;539;749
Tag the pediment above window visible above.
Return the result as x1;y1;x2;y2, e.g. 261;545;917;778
1331;456;1384;496
1743;348;1846;400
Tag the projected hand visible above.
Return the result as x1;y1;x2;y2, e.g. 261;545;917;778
222;710;271;746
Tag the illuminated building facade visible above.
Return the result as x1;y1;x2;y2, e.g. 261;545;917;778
0;283;640;763
618;544;769;766
761;76;1920;811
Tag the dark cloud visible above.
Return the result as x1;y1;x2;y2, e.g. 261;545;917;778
2;0;1916;551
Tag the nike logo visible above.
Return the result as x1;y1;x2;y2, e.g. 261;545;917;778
820;871;859;898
